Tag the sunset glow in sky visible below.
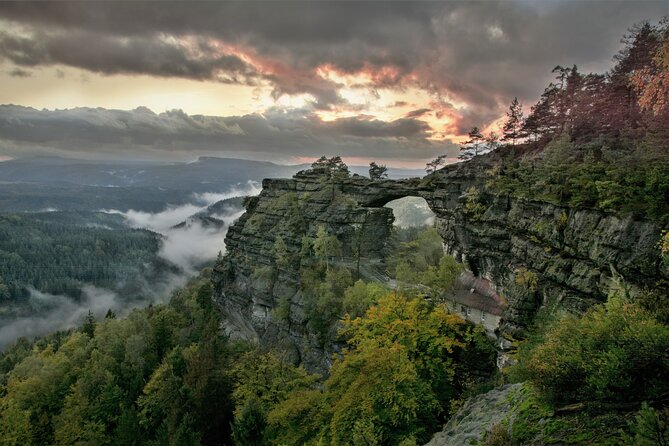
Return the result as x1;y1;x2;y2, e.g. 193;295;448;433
0;1;667;167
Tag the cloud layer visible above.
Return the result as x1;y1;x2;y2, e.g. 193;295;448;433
0;285;164;349
0;1;666;163
1;2;666;111
0;105;458;163
107;181;261;272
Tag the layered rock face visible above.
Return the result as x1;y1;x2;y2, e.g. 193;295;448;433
212;169;401;373
213;157;668;371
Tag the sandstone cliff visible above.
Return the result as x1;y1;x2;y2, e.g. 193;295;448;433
213;155;668;372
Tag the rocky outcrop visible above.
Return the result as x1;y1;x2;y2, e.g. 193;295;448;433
424;383;524;446
213;155;668;372
212;169;399;373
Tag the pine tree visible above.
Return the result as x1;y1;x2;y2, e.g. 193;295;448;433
458;127;486;161
310;156;349;178
312;225;341;271
81;310;96;338
425;154;447;173
273;237;290;269
368;161;388;180
502;97;524;145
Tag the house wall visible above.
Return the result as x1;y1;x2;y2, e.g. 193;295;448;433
444;299;501;336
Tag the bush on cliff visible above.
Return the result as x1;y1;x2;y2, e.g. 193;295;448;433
516;285;669;406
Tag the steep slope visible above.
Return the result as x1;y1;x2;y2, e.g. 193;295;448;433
213;154;668;371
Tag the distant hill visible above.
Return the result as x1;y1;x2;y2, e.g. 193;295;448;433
0;156;302;191
0;156;424;190
0;157;425;212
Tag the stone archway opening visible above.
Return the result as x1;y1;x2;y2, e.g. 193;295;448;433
383;196;435;229
381;195;503;337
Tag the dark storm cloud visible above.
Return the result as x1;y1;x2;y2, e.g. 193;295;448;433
0;1;666;124
323;116;432;138
404;108;432;119
0;105;457;162
0;29;260;82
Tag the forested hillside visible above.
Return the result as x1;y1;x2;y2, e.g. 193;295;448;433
0;223;500;445
433;21;669;224
0;212;175;305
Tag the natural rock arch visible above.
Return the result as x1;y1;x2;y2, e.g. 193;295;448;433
214;160;667;372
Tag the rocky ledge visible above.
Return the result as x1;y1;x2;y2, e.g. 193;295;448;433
213;156;668;372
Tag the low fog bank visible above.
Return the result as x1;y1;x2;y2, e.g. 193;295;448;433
108;181;261;232
158;214;242;273
0;281;183;349
103;181;259;273
0;182;259;350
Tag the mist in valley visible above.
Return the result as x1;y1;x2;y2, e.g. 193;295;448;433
0;181;261;349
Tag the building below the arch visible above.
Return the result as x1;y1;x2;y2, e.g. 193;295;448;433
441;272;505;336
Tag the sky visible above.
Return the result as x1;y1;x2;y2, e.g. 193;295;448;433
0;0;667;168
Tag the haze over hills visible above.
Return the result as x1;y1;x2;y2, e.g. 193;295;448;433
0;156;425;212
0;154;430;348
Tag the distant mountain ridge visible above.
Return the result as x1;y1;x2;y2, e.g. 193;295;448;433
0;156;425;191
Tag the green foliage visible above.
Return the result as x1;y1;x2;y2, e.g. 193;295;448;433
312;225;342;269
482;424;513;446
661;230;669;269
516;288;669;406
387;226;443;274
231;351;319;444
343;280;388;318
260;292;495;445
0;332;92;445
623;402;669;446
463;186;486;221
0;212;174;307
273;236;291;269
514;267;538;292
368;161;388;180
490;138;669;224
300;235;313;258
81;310;96;338
635;279;669;324
661;230;669;256
502;97;524;146
387;226;463;300
252;265;276;286
459;126;492;161
304;266;354;346
323;339;438;444
556;210;569;230
502;383;636;445
267;192;305;232
310;156;350;178
425;155;447;174
0;271;237;446
232;397;268;446
420;255;464;302
272;296;292;323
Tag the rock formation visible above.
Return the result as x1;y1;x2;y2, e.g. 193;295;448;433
213;154;668;372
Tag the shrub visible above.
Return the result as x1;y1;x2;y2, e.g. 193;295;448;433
483;424;513;446
518;293;669;405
